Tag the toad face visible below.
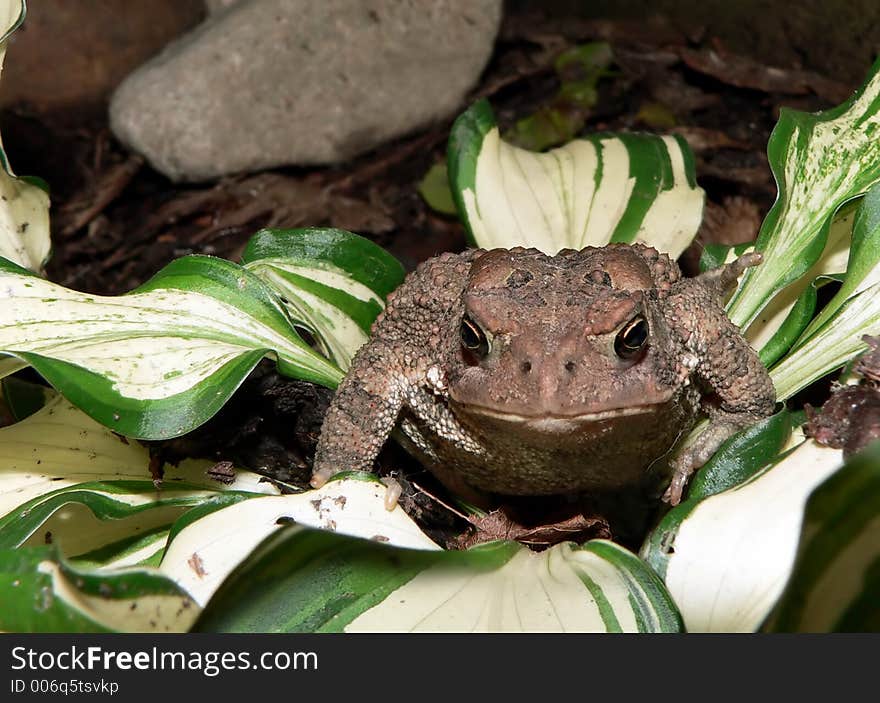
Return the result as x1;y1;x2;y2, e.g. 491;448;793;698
447;248;687;436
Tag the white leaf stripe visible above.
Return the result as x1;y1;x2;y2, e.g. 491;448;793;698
161;478;439;607
345;541;679;633
19;499;202;561
249;259;387;306
160;479;439;604
654;439;843;632
458;117;703;257
0;169;49;271
245;264;371;370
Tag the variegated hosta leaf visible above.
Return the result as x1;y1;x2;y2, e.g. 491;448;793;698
0;0;50;272
747;204;855;367
770;280;880;400
241;228;405;370
727;56;880;330
798;183;880;337
765;442;880;632
0;481;255;557
195;526;682;633
767;183;880;399
0;545;198;632
160;475;440;606
448;99;704;257
642;435;844;632
0;254;343;439
0;392;279;519
0;391;279;577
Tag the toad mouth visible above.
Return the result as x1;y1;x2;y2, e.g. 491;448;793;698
457;402;669;426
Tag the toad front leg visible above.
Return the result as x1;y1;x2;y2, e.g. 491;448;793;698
311;341;407;489
311;250;478;491
662;255;776;504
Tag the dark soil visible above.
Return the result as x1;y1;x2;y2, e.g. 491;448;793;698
2;3;865;549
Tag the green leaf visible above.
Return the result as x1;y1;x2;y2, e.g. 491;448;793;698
159;475;440;606
448;99;704;257
727;57;880;330
72;526;171;571
0;0;51;273
195;527;681;633
241;228;405;369
765;442;880;632
686;407;794;501
642;436;844;632
756;280;819;368
0;544;198;632
0;254;343;439
0;392;279;520
698;243;754;273
241;227;404;301
417;162;458;215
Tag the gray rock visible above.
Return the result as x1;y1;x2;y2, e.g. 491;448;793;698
110;0;502;182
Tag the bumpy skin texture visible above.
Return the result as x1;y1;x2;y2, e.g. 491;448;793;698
313;244;776;506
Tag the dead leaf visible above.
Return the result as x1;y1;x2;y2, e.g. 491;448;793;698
56;155;144;237
672;126;750;153
451;509;610;549
697;196;762;246
699;150;774;192
206;460;236;485
679;47;852;104
856;336;880;384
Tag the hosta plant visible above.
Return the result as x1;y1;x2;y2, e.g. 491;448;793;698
0;0;878;631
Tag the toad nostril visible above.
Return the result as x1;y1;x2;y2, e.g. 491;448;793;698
564;360;576;373
521;360;532;374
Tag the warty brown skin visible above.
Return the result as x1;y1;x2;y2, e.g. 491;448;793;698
312;244;776;506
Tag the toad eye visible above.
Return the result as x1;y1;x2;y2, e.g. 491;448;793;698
460;315;490;358
614;315;649;359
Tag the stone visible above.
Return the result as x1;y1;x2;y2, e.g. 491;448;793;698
109;0;503;182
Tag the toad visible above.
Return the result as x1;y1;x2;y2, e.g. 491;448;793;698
312;244;776;507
